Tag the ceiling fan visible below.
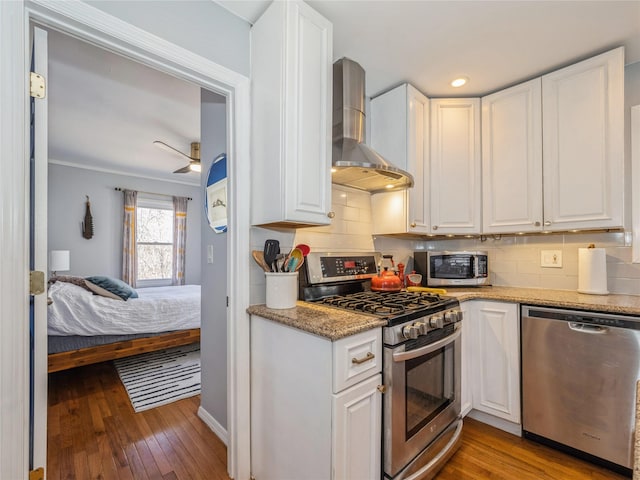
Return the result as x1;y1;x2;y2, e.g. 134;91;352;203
153;140;201;173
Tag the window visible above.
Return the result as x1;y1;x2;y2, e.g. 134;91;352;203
136;197;173;286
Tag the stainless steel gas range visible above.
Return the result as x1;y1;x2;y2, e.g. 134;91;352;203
301;252;464;480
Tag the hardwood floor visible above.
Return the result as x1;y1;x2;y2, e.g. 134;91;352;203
47;361;230;480
49;363;628;479
436;417;629;480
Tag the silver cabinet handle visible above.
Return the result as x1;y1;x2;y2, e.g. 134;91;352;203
544;220;552;226
410;222;417;228
432;225;438;230
351;352;375;365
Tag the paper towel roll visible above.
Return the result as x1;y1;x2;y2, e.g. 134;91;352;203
577;248;608;295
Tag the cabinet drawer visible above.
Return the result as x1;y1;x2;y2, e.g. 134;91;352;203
333;329;382;393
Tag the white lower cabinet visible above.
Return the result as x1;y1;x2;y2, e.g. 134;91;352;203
459;302;473;417
250;315;382;480
463;300;521;428
332;375;382;480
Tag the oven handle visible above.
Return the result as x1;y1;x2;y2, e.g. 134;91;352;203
392;328;461;362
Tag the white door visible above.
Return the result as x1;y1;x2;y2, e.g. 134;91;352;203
482;79;543;234
470;301;520;424
430;98;481;234
30;25;49;476
542;47;624;231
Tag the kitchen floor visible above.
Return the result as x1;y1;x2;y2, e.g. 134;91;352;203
436;418;628;480
48;362;628;480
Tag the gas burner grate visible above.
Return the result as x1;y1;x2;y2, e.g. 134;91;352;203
318;291;448;317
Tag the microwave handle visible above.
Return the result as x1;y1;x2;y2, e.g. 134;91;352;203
392;328;461;362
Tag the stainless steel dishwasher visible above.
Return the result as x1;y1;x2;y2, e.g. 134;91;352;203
521;305;640;475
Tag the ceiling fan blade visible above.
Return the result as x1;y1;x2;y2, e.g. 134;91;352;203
173;165;192;174
154;140;194;161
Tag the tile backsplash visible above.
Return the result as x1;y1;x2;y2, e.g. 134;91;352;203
250;186;639;304
376;231;640;296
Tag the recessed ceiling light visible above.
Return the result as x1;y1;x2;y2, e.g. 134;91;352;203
385;184;394;189
451;77;469;88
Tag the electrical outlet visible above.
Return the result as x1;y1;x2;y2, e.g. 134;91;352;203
541;250;562;268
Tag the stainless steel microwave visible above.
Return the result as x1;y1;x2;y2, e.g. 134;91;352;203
414;251;489;286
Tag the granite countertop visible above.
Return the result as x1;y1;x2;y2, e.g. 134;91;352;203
248;286;640;341
247;302;387;341
445;286;640;316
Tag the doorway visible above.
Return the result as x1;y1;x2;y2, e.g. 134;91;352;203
43;24;230;477
1;3;252;479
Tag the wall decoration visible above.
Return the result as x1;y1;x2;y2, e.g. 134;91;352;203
82;195;94;239
206;153;227;234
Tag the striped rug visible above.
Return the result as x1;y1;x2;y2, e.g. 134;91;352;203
113;344;201;412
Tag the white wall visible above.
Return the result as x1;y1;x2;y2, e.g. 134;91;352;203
200;90;228;431
48;163;202;284
85;0;250;77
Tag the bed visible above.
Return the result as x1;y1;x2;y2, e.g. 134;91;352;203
47;280;201;372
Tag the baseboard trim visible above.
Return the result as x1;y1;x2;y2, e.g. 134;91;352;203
197;406;229;446
467;409;522;437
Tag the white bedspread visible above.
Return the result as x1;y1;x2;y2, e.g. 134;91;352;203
48;281;201;336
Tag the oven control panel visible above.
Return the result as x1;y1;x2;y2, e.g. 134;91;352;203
305;252;381;284
384;307;463;346
402;309;463;340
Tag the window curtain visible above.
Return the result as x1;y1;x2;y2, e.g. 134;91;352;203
172;196;188;285
122;189;138;287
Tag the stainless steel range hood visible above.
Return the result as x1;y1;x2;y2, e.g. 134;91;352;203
332;58;414;193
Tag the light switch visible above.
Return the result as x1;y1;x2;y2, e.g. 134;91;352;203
207;245;214;264
541;250;562;268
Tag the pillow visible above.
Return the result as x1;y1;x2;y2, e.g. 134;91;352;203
84;275;138;301
49;275;93;292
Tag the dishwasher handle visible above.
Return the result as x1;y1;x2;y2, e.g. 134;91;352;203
568;322;608;334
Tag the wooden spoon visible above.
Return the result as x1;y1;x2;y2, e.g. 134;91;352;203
252;250;271;272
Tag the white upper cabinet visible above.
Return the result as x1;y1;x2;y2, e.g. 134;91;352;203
482;78;543;233
430;98;482;235
542;47;624;231
250;0;333;226
482;47;624;234
370;84;430;234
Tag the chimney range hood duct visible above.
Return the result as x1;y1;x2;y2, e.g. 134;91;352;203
332;58;414;193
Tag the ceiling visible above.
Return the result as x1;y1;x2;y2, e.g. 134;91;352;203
48;2;640;184
218;0;640;97
48;28;212;186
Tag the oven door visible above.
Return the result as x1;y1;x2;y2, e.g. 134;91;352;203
383;325;461;478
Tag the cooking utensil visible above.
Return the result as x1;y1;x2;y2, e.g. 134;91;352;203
275;253;287;273
295;244;310;257
252;250;271;272
294;255;305;272
263;239;280;272
285;248;303;272
371;268;403;292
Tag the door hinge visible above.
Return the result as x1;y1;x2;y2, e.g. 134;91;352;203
29;271;46;295
30;72;46;99
29;467;44;480
227;296;229;307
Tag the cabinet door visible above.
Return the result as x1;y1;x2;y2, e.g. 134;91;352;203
482;79;543;233
251;1;333;226
370;84;429;234
430;98;481;234
542;47;624;231
460;303;473;417
470;301;520;424
332;374;382;480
